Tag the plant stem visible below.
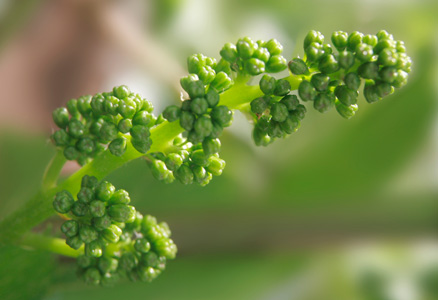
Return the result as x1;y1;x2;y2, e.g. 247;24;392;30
18;232;83;258
0;73;301;247
42;149;66;190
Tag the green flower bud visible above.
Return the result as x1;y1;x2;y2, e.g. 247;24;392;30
395;41;406;53
133;110;153;126
141;215;157;231
76;137;95;154
99;122;118;142
347;31;364;51
77;154;91;167
52;107;70;128
187;54;206;74
392;70;408;88
335;85;358;106
89;118;104;136
375;81;393;98
186;80;205;99
77;187;94;203
318;54;340;74
280;115;300;134
344;72;361;90
71;200;88;217
335;100;358;119
355;44;374;61
298;80;317;101
253;47;270;63
338;50;355;70
245;58;265;75
68;119;85;138
154;239;177;259
119;252;138;271
305;42;324;61
250;96;269;114
358;62;379;79
89;200;106;218
164;153;183;171
137;266;158;283
63;146;79;161
95;181;115;202
273;79;291;96
130;125;150;141
79;225;98;243
192;165;207;183
52;129;70;146
198;66;216;84
66;99;80;119
331;31;348;50
194;115;213;138
268;121;283;138
85;240;103;258
131;138;151;154
376;30;393;41
81;175;98;189
236;37;256;59
205;89;220;108
311;73;330;92
288;58;309;75
378;48;397;66
117;102;136;119
108;204;136;223
150;160;170;181
314;93;335;113
53;190;74;214
109;189;130;205
180;74;199;92
266;55;287;73
134;238;151;253
83;268;101;285
191;97;209;115
363;34;378;47
210;71;233;92
108;137;127;157
206;156;226;176
220;43;238;62
253;127;271;146
262;38;281;55
202;138;221;156
208;121;223;139
66;235;83;250
373;38;396;54
113;85;131;99
91;94;105;116
304;30;324;50
180;111;195;131
280;95;300;111
102;224;123;243
61;220;79;238
162;105;181;122
364;83;381;103
77;95;92;116
93;215;112;231
291;104;307;120
181;100;192;111
259;74;276;95
323;43;333;55
214;58;232;75
271;103;289;122
211;106;232;127
103;96;119;116
190;149;209;166
174;164;194;184
98;256;118;273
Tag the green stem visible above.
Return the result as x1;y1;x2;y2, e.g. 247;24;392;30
42;150;66;190
18;232;83;258
0;72;302;247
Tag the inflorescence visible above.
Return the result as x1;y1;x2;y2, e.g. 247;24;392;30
49;30;411;286
53;175;177;285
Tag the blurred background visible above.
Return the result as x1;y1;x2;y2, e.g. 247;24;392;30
0;0;437;299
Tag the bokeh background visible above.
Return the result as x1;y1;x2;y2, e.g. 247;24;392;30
0;0;437;299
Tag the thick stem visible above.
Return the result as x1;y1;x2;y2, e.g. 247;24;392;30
18;232;83;258
0;73;301;247
42;149;66;190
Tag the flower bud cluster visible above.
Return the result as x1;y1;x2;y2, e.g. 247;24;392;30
78;213;176;286
220;37;288;75
53;175;177;285
289;30;411;119
146;136;226;186
51;86;156;165
251;75;306;146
